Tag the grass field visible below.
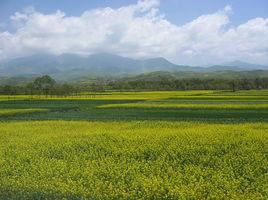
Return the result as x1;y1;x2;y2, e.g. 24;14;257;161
0;108;49;117
0;90;267;199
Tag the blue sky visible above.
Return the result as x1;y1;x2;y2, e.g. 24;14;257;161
1;0;268;27
0;0;268;65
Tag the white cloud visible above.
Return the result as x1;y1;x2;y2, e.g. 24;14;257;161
0;0;268;65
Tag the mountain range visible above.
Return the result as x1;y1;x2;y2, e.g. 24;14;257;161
0;53;188;78
0;53;267;82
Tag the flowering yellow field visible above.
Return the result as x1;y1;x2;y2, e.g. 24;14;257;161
98;103;268;109
0;121;267;199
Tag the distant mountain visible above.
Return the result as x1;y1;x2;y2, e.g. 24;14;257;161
192;61;268;72
1;53;267;83
140;57;190;72
221;60;268;70
0;76;35;86
0;54;60;76
205;65;244;72
0;53;191;80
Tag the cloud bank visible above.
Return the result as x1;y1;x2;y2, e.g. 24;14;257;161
0;0;268;65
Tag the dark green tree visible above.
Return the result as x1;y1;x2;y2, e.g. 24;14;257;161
33;75;56;95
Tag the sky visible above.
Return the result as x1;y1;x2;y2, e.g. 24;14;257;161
0;0;268;65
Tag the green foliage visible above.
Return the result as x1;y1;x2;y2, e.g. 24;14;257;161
2;73;268;95
33;75;56;95
109;76;268;91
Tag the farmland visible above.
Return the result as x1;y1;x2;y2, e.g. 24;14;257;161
0;90;268;199
0;108;49;117
1;90;268;121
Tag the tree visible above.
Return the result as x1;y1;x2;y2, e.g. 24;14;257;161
230;80;238;92
90;84;105;92
33;75;56;95
2;85;15;95
26;82;36;95
61;84;75;96
254;78;262;90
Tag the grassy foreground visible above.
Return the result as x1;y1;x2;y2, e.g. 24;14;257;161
0;121;267;199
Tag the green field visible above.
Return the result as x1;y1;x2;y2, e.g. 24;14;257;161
0;108;49;117
0;90;267;199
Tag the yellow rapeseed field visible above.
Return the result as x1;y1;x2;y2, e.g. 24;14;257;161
0;121;267;199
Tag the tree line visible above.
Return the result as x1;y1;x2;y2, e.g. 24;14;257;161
107;77;268;91
0;75;268;95
0;75;79;96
